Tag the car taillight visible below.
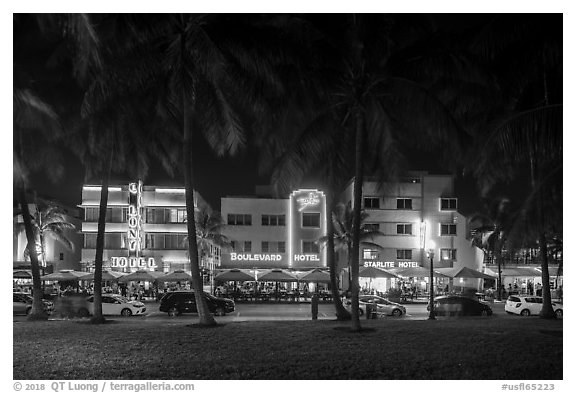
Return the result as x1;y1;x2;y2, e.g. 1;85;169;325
515;303;521;308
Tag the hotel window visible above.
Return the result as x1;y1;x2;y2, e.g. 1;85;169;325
440;198;457;210
441;249;457;261
364;223;380;232
262;214;286;226
278;242;286;253
303;241;320;253
364;197;380;209
441;223;457;236
168;208;187;223
397;198;413;210
59;253;64;261
231;241;251;252
397;249;413;260
228;214;252;226
261;241;269;252
165;234;187;249
363;249;379;260
302;212;320;228
85;208;99;222
84;234;97;248
396;224;413;235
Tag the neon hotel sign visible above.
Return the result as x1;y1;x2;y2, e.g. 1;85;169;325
110;181;156;270
364;261;419;268
230;253;320;262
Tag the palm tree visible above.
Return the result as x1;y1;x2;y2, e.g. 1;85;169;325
14;14;101;320
469;197;516;300
471;15;562;318
17;199;77;272
320;204;385;288
123;14;297;326
14;88;64;321
186;205;232;291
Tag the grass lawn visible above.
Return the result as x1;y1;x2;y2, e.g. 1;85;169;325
13;317;562;380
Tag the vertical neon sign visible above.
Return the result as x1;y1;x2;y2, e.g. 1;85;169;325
127;181;143;257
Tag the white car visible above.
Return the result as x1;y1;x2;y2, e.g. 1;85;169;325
505;296;562;318
344;295;406;317
86;294;146;316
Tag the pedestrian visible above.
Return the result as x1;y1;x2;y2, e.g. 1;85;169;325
557;285;563;302
536;282;542;297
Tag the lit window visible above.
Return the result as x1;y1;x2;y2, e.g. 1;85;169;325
441;249;457;260
363;249;379;260
397;249;413;260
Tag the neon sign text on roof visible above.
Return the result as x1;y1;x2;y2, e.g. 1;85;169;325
296;192;320;212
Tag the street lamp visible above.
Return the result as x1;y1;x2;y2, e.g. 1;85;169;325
427;240;436;320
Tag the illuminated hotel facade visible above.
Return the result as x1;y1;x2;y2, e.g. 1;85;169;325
338;172;483;290
218;173;483;291
80;182;220;274
219;188;327;271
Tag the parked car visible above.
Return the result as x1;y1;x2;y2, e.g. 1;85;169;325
505;296;563;318
13;292;54;316
427;295;493;316
85;294;146;316
344;295;406;317
159;291;235;316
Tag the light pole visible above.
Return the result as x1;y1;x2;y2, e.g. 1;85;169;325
427;241;436;320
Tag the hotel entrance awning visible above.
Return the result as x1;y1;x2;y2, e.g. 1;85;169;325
485;267;542;277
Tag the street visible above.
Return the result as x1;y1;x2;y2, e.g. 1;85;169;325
13;300;511;323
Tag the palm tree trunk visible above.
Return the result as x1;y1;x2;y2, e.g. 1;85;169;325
181;30;216;327
495;248;503;301
91;147;113;324
326;193;351;320
350;107;365;331
19;183;47;320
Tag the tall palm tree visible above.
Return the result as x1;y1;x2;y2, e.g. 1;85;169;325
14;88;64;321
469;197;516;300
183;206;232;291
124;14;296;326
471;15;562;318
319;204;385;288
17;199;77;272
14;13;101;321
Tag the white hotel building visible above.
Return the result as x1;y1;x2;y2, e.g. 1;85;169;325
80;181;220;274
219;173;483;291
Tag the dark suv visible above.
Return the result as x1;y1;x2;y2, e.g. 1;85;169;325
159;291;235;316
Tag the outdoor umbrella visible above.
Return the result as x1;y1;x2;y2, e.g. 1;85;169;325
359;266;399;278
82;270;126;281
214;269;255;282
40;270;90;281
258;269;298;282
449;266;496;280
13;271;32;279
299;269;331;283
156;270;192;282
118;270;164;282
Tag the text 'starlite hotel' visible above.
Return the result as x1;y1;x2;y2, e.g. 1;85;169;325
79;171;484;292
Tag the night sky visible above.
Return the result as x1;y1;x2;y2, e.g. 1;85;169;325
15;13;562;217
